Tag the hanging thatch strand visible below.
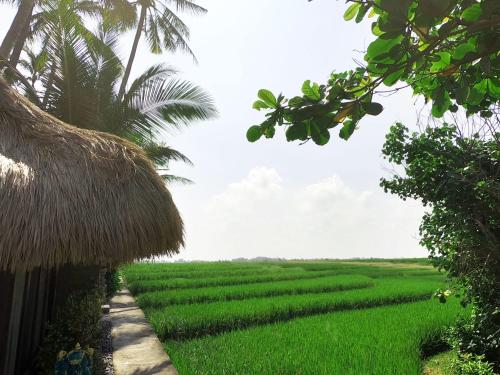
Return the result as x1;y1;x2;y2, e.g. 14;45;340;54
0;78;184;272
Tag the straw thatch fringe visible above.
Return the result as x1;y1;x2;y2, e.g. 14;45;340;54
0;78;184;272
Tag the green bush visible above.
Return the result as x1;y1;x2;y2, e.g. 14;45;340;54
452;353;496;375
381;123;500;365
105;268;121;298
35;290;103;373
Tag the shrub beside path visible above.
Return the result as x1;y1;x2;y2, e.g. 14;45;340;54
110;289;178;375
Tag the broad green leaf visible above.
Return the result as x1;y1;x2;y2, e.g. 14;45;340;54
388;45;403;60
419;0;452;18
311;82;321;100
474;79;488;95
253;100;271;111
378;15;407;34
430;52;451;73
370;52;393;64
454;86;470;105
466;80;488;105
344;3;361;21
438;21;455;37
339;120;356;140
372;23;383;36
311;122;330;145
431;87;451;117
461;4;482;22
380;0;407;13
301;80;321;101
289;96;305;107
246;125;263;142
367;61;387;75
286;123;308;142
487;78;500;99
383;68;404;86
379;0;410;19
452;43;476;61
479;58;491;74
467;87;484;105
366;36;403;61
258;89;278;108
355;4;369;23
301;80;311;96
283;110;294;122
263;126;276;138
362;102;384;116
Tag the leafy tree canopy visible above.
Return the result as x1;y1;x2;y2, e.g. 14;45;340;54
381;122;500;364
247;0;500;145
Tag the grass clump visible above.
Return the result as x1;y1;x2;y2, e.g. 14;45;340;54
126;269;341;293
166;299;464;375
145;277;444;340
136;274;374;307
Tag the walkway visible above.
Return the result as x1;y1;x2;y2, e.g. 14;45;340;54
110;289;179;375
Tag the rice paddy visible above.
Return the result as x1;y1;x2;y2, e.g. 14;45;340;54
122;260;467;374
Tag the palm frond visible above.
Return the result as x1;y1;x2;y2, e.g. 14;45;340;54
38;2;102;126
70;0;103;18
91;25;123;133
147;14;162;54
102;0;137;30
159;6;190;36
134;77;217;129
143;143;194;166
123;78;217;139
158;172;194;185
165;0;207;15
17;59;31;72
18;47;48;85
158;7;197;62
123;64;177;104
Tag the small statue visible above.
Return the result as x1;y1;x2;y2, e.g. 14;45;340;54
55;351;68;375
55;343;94;375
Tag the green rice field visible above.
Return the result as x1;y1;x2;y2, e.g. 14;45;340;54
122;260;468;374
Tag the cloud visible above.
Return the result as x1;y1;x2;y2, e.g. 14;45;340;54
174;167;427;260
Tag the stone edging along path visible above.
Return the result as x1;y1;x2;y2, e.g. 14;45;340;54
110;289;179;375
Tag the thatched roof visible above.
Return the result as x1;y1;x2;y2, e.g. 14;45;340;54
0;79;184;272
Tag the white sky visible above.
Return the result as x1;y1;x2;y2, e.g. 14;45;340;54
0;1;428;260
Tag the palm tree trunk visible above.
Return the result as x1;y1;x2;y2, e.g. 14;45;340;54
9;17;32;68
0;0;34;59
117;4;147;102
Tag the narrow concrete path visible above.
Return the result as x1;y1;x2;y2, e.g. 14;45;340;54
110;289;179;375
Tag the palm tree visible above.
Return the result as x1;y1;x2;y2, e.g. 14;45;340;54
0;0;34;60
38;21;216;181
117;0;207;101
33;0;107;111
1;0;131;67
3;0;214;180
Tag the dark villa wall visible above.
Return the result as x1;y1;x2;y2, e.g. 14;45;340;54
0;271;15;372
0;265;101;375
0;269;55;375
